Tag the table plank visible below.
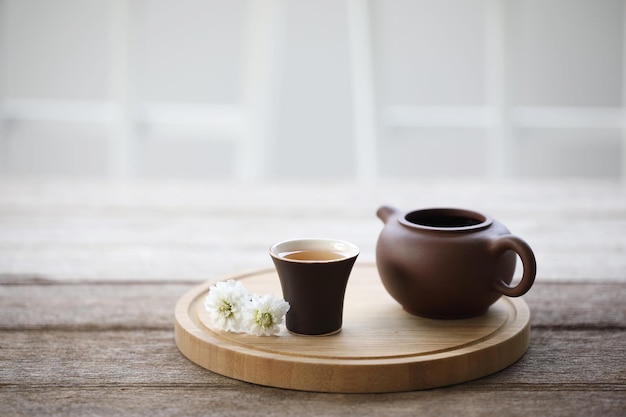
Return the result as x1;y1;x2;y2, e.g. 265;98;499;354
1;281;624;330
0;179;625;282
0;387;622;417
1;328;624;416
1;328;624;387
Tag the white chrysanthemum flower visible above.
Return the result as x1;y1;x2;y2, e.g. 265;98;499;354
204;279;248;332
243;294;290;337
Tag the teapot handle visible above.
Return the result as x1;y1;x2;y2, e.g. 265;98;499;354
490;235;537;297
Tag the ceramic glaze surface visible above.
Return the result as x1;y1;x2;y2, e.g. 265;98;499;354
375;206;537;319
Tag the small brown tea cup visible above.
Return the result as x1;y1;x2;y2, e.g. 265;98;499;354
269;238;359;336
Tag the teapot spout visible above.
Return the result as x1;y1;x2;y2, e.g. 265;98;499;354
377;205;400;224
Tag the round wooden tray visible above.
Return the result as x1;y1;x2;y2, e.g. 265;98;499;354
174;263;530;393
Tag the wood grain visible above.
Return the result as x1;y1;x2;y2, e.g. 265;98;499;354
0;329;623;416
1;178;625;416
1;281;624;329
2;329;623;387
0;386;623;417
174;264;531;392
1;280;625;415
0;178;625;282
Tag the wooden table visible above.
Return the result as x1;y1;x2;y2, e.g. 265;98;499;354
1;178;624;416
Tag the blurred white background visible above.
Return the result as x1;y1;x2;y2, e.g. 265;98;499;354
0;0;624;181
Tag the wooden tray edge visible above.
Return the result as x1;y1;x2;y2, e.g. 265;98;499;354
173;266;531;393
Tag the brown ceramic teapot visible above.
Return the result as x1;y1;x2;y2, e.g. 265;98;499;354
376;206;536;319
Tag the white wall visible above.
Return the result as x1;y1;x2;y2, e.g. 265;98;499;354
0;0;624;180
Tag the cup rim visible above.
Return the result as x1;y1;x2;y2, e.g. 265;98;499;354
269;238;360;263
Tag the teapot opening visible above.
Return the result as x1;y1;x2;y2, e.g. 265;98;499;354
401;208;492;231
